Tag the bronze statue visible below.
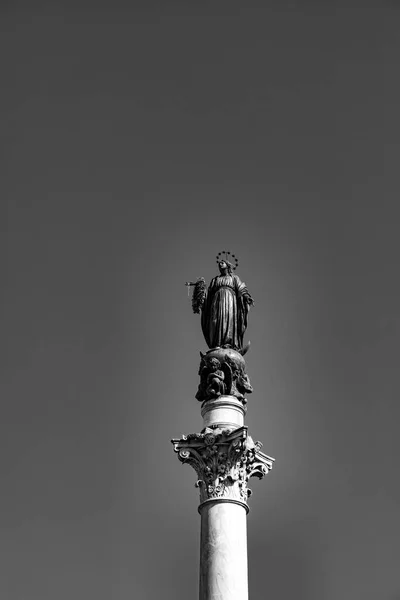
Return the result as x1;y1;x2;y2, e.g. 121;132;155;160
186;253;254;352
186;252;255;405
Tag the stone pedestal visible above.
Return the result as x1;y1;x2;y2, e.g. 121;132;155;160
172;395;274;600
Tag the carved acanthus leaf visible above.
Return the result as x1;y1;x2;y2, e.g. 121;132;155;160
172;426;274;505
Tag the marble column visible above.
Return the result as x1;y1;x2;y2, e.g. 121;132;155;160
199;499;248;600
172;395;274;600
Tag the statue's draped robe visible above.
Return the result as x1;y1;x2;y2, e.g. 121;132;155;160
201;274;250;350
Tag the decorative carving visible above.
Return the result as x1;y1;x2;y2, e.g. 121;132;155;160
195;348;253;404
172;427;274;506
185;253;254;352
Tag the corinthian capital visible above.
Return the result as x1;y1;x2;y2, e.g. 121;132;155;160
172;427;274;507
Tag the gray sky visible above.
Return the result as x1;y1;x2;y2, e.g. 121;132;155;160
2;1;400;599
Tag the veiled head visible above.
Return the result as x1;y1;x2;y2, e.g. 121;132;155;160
218;260;233;274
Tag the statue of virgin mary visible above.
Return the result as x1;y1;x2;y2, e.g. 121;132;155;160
189;259;254;351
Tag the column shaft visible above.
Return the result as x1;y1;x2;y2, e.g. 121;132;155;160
199;501;248;600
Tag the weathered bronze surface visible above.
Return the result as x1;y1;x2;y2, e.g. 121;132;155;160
186;256;254;403
186;259;254;352
195;348;253;404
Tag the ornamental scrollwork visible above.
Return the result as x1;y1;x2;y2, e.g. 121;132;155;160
172;427;274;505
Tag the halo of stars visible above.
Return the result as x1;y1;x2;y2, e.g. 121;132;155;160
216;251;239;271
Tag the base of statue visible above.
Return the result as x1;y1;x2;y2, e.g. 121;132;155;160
195;347;253;405
201;395;246;429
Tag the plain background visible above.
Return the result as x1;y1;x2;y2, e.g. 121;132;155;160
2;1;400;599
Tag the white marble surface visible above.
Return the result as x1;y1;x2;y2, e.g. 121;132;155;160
201;395;246;429
199;500;248;600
